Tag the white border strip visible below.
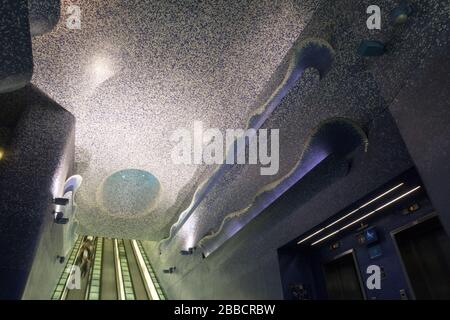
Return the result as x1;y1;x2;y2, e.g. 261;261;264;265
131;240;160;300
113;239;126;300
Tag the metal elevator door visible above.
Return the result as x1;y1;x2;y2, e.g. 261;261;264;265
323;252;364;300
394;215;450;299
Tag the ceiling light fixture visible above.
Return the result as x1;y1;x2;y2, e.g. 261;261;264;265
310;185;421;246
297;183;404;245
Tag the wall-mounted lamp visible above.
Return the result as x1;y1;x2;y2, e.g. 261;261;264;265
358;40;386;57
390;2;414;25
52;198;70;224
53;211;69;224
53;197;69;206
163;266;176;274
180;247;196;255
0;147;5;160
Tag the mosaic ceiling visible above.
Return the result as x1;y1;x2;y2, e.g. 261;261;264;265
30;0;447;253
31;0;318;239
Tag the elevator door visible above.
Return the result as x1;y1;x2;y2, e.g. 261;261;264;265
323;251;364;300
394;215;450;299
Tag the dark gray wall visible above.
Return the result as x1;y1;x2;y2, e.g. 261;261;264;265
0;85;75;299
0;0;33;93
389;44;450;235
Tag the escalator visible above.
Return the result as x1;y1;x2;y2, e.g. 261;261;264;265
65;236;95;300
101;238;118;300
123;240;149;300
53;236;165;300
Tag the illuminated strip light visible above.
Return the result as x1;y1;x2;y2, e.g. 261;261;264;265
131;240;160;300
311;185;421;246
297;183;404;245
113;239;126;300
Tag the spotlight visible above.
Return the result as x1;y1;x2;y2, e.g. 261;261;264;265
53;211;69;224
163;266;176;274
391;2;413;25
180;247;196;255
54;211;64;220
55;217;69;225
53;197;69;206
